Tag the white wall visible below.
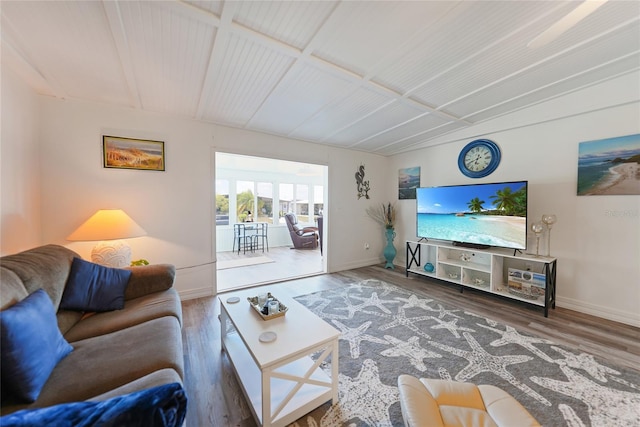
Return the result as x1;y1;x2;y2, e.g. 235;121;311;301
391;72;640;327
3;66;637;326
0;67;42;254
31;98;388;298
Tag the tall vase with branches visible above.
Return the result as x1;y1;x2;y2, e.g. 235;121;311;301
366;203;397;269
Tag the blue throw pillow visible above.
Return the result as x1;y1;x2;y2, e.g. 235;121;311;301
60;257;132;312
0;289;74;403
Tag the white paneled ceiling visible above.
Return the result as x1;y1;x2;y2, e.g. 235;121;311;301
2;0;639;155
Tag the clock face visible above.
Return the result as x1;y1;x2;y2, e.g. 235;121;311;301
463;146;493;172
458;139;501;178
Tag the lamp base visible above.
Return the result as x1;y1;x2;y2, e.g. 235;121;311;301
91;240;132;268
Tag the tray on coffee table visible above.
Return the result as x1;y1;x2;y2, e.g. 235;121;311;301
247;292;288;320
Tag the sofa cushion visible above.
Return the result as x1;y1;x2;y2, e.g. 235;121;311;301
63;289;182;342
0;316;183;412
0;289;74;403
56;310;85;336
88;369;183;403
0;382;187;427
60;258;132;312
0;245;78;309
124;264;176;300
0;267;28;310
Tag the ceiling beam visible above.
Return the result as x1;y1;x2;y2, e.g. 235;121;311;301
171;1;221;27
194;1;238;120
0;14;67;99
437;16;640;112
343;5;571;150
102;1;142;109
0;36;55;97
461;51;640;122
175;0;468;132
398;2;567;105
374;120;461;154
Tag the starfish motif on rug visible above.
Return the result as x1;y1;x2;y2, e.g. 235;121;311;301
325;359;399;426
478;324;555;362
531;365;640;426
430;331;551;406
465;311;499;326
331;319;388;358
428;303;462;319
394;294;434;310
359;278;407;297
293;280;640;427
313;288;364;320
325;289;394;320
551;346;621;382
323;300;360;320
381;335;441;371
429;316;475;338
378;306;432;339
346;291;400;315
295;293;332;312
438;366;453;381
558;403;586;427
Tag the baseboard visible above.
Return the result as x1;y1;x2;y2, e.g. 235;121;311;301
557;296;640;328
330;257;384;273
179;287;214;301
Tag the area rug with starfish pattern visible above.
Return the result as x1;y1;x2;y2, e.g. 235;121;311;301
290;279;640;427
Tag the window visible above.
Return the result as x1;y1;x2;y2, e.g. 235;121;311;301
257;182;273;224
215;153;326;230
216;180;229;225
279;183;293;222
295;184;309;222
237;181;254;222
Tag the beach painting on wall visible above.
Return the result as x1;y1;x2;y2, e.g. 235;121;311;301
577;133;640;196
399;166;420;199
103;135;165;171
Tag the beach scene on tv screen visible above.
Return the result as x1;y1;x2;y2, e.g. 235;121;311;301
417;182;527;249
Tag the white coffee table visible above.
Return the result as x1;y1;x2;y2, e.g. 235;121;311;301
219;290;340;427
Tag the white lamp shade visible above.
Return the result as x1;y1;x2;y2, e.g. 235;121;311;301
67;209;147;241
67;209;146;268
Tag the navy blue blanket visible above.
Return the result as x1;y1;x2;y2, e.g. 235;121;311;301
0;382;187;427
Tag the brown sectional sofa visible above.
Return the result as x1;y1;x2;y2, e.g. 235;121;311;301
0;244;184;415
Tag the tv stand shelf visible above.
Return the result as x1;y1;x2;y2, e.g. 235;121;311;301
406;240;557;317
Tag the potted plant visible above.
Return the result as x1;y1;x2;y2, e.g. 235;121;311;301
366;202;396;229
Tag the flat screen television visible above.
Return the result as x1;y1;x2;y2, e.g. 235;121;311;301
416;181;528;250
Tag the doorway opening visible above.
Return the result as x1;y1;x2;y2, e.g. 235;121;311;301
215;152;327;292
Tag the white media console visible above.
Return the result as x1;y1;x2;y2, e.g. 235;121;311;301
405;240;557;317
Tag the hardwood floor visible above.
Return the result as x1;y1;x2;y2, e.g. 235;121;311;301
181;265;640;427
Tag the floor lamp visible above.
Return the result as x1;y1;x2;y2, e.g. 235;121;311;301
67;209;147;268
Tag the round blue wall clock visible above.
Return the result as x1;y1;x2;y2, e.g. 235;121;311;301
458;139;501;178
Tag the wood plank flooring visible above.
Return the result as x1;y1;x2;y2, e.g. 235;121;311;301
181;265;640;427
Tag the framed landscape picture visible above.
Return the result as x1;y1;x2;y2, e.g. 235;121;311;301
399;166;420;199
577;133;640;196
103;135;165;171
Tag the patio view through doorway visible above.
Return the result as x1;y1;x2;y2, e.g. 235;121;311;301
215;153;327;292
